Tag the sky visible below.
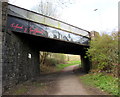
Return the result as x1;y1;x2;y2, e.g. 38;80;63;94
9;0;119;34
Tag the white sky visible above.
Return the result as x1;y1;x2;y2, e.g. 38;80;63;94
9;0;119;34
60;0;119;34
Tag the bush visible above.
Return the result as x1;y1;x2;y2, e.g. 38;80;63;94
40;53;67;73
45;58;58;66
50;53;66;64
87;32;118;76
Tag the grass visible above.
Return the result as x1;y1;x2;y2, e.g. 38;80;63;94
80;73;119;96
56;60;81;70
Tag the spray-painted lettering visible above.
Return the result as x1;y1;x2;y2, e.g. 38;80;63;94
29;27;43;34
9;23;44;35
10;23;23;30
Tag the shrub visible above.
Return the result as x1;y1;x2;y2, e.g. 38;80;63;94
87;32;118;76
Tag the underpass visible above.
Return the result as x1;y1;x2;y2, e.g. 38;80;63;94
1;2;91;92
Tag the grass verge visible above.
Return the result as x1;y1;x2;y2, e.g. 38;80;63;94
80;73;119;96
56;60;81;70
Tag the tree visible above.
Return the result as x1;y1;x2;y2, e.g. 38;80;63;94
33;0;73;18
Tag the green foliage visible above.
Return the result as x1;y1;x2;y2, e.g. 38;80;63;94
45;58;58;66
41;52;66;65
56;61;81;70
87;32;118;75
40;53;67;73
50;53;66;64
80;73;119;95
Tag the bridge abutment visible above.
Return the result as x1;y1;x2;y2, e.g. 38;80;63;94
81;51;91;73
1;3;40;92
2;32;40;92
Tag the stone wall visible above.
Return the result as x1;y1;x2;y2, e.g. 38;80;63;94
2;33;40;91
0;1;3;96
2;2;40;92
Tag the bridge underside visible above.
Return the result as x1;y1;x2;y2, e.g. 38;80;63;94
15;32;88;55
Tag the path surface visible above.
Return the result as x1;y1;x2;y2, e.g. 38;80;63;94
25;65;109;95
5;65;109;95
49;65;90;95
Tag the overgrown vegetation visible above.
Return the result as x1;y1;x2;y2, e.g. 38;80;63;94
40;52;67;73
87;32;119;77
40;52;66;66
80;31;119;95
80;73;119;95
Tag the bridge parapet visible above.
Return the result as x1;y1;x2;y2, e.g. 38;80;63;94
6;3;91;45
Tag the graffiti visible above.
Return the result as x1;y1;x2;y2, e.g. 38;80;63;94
10;23;28;33
10;23;23;30
9;23;44;35
29;27;43;35
7;16;29;33
30;23;48;36
7;16;89;45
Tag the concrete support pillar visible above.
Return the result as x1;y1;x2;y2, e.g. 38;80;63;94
81;50;91;73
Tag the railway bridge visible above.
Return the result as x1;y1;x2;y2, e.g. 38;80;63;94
0;2;91;91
